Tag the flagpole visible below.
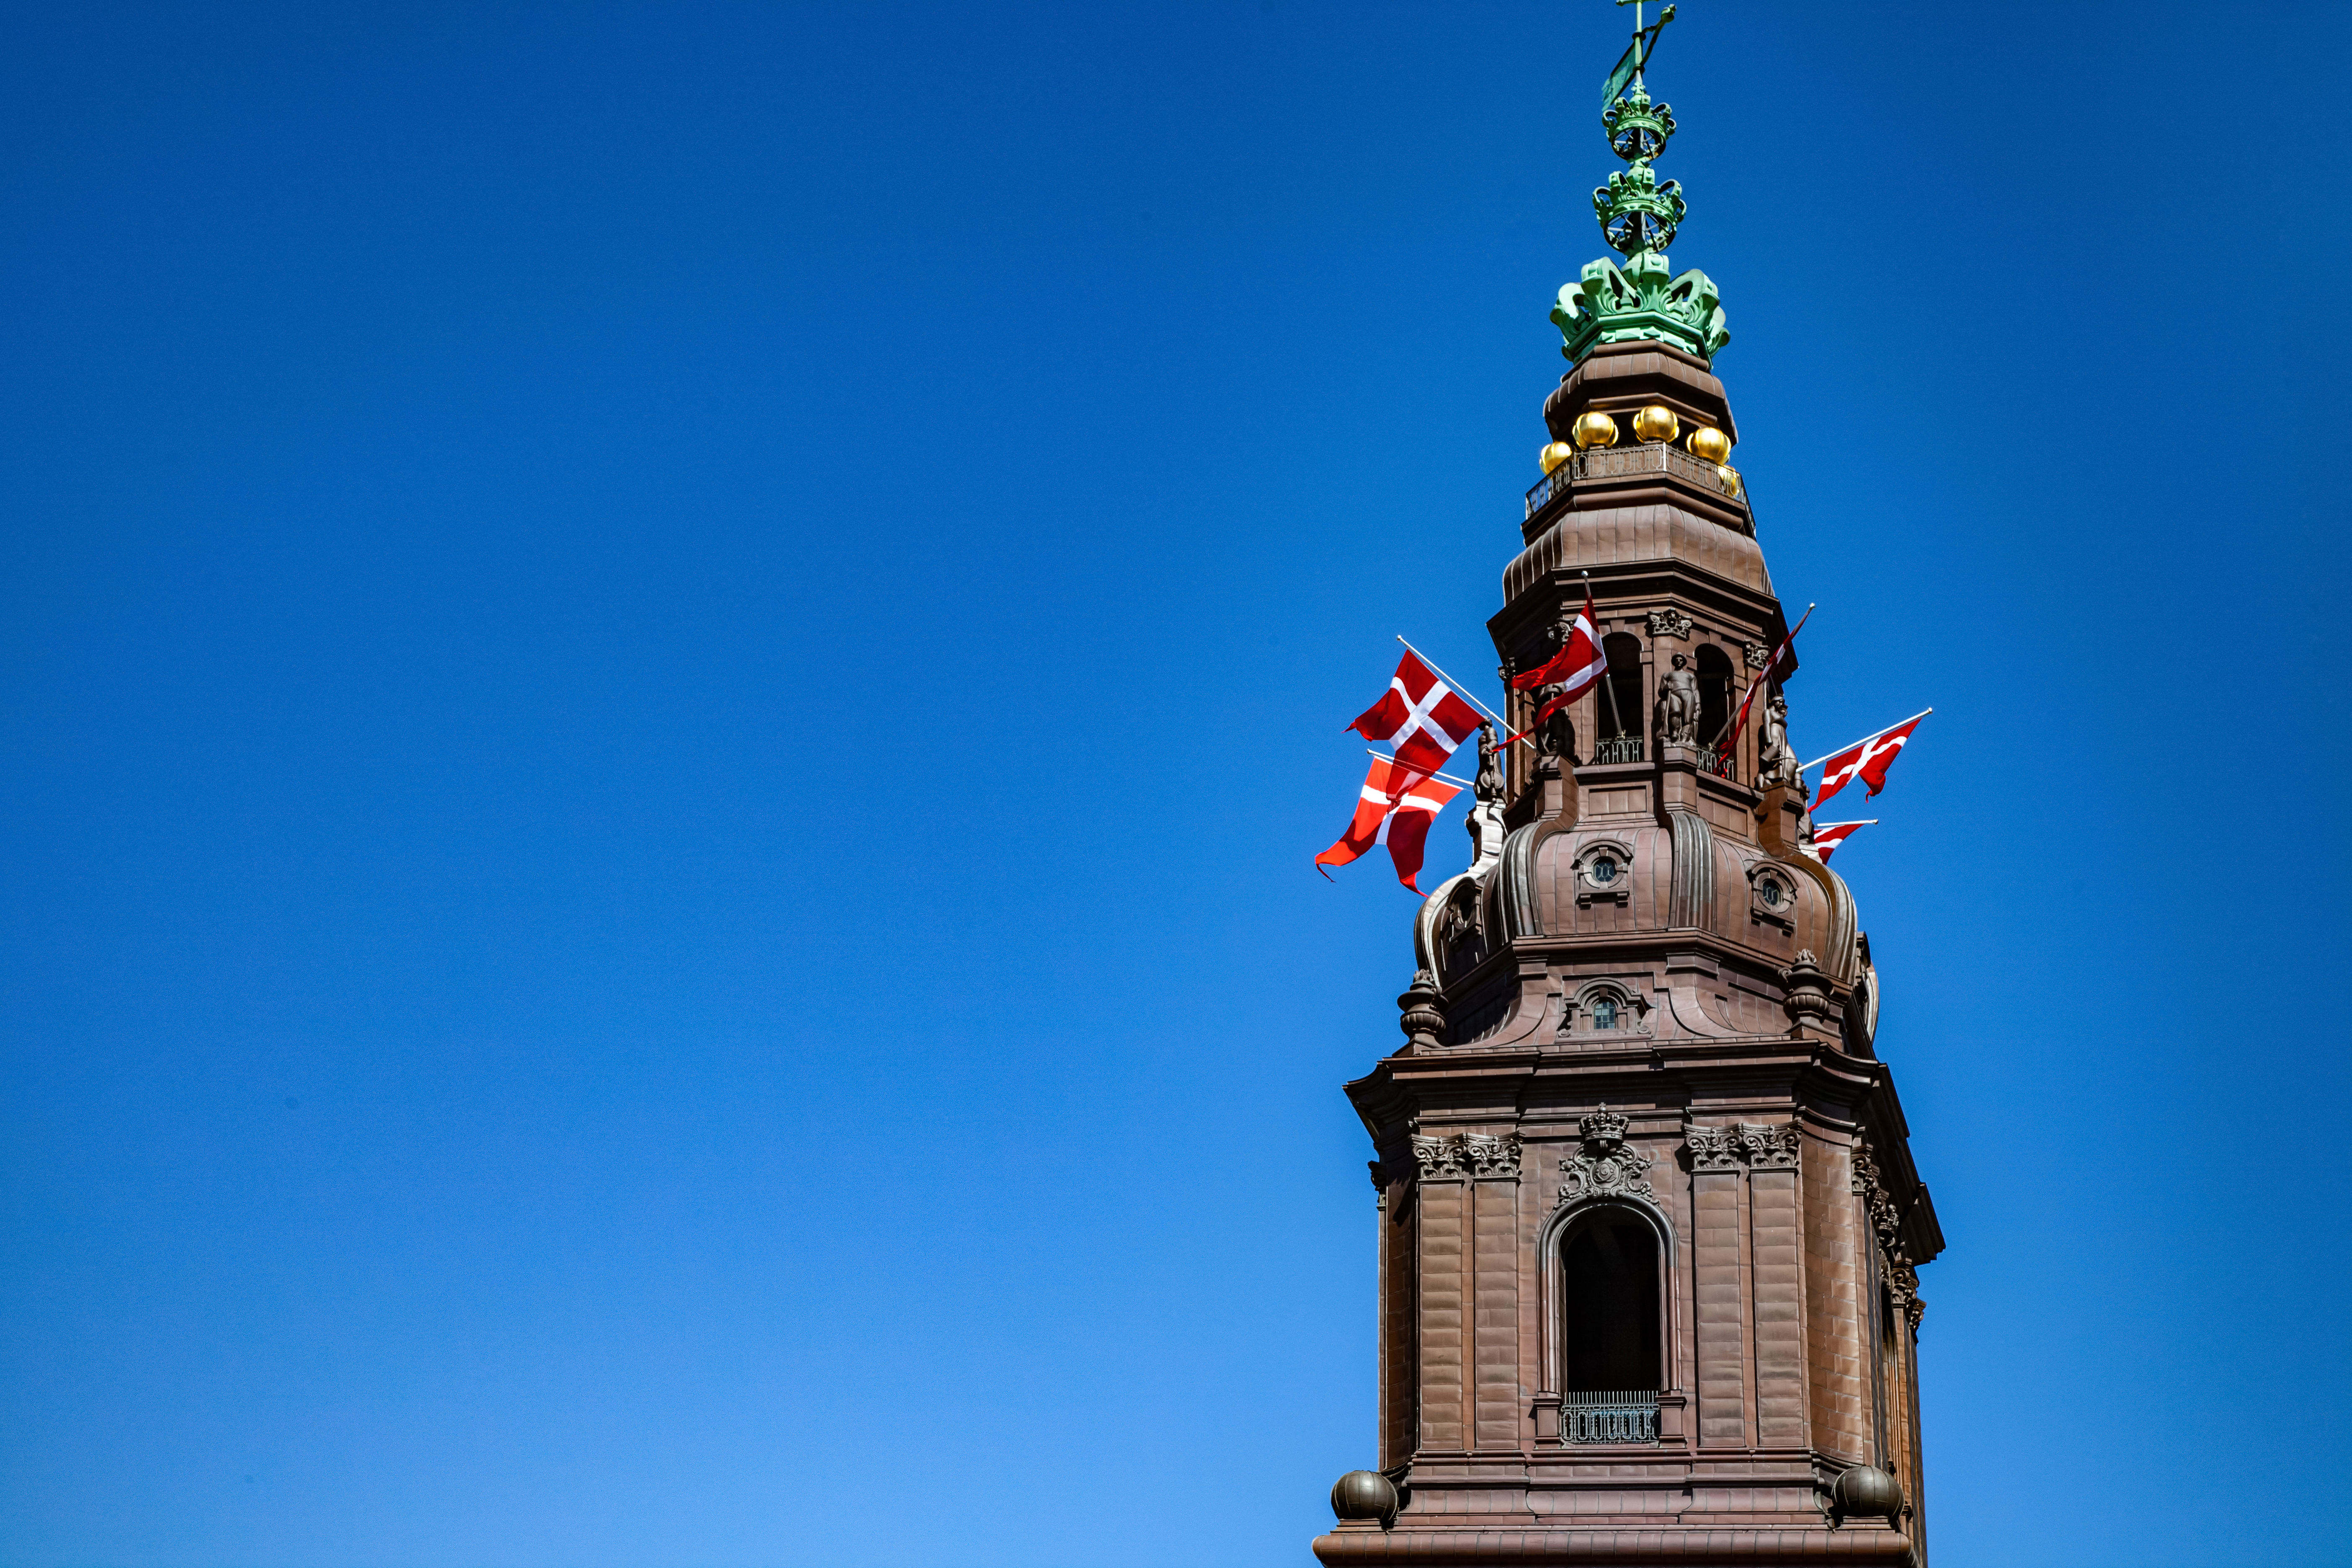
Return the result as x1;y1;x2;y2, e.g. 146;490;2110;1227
1798;708;1934;774
1810;819;1879;828
1393;634;1534;752
1364;749;1476;790
1711;601;1813;748
1583;570;1629;745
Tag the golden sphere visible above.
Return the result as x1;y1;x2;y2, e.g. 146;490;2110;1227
1571;410;1619;450
1632;404;1680;444
1539;441;1575;475
1687;425;1732;464
1716;463;1743;498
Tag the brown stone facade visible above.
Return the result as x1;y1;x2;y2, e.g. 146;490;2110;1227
1316;340;1942;1566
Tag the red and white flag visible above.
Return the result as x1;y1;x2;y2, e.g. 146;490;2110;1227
1809;820;1873;862
1315;757;1463;894
1723;603;1812;755
1507;591;1607;732
1349;651;1485;775
1808;711;1930;813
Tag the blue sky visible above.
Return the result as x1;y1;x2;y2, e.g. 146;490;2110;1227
1;4;2346;1565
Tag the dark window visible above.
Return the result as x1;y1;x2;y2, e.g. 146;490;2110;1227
1591;997;1617;1029
1599;634;1643;743
1695;645;1736;750
1560;1215;1661;1391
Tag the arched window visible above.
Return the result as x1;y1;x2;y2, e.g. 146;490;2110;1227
1594;634;1644;762
1591;996;1618;1029
1560;1212;1662;1394
1695;644;1736;755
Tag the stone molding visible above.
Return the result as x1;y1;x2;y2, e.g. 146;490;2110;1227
1646;608;1693;640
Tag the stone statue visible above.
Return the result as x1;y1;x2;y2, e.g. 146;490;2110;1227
1473;721;1503;802
1536;687;1576;763
1655;651;1699;746
1756;690;1801;788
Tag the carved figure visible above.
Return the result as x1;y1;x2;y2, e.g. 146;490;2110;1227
1537;686;1577;762
1473;721;1503;802
1756;690;1801;788
1655;652;1699;746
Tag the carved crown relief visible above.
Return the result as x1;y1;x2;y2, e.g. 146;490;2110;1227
1685;1120;1800;1172
1412;1131;1522;1180
1558;1108;1654;1203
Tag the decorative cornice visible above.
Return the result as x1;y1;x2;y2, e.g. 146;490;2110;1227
1850;1137;1927;1331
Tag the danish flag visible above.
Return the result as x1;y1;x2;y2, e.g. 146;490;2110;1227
1809;820;1874;863
1349;651;1485;775
1507;591;1607;731
1723;603;1813;753
1808;710;1930;813
1315;757;1463;894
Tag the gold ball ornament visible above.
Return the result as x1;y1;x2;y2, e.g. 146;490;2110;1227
1539;441;1575;475
1571;410;1619;449
1716;464;1743;498
1632;404;1680;443
1687;425;1732;464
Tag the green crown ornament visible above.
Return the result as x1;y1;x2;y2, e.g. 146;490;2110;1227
1553;70;1728;363
1553;249;1728;362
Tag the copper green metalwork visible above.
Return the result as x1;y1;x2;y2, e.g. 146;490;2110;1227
1553;13;1729;363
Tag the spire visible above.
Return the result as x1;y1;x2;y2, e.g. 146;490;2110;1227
1550;11;1729;366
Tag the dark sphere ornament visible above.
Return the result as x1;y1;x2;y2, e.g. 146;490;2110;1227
1329;1469;1400;1527
1829;1464;1904;1529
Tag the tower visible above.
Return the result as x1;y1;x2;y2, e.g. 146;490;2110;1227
1312;36;1942;1568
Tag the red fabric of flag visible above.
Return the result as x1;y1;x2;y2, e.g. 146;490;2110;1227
1348;651;1485;775
1723;603;1811;755
1809;715;1926;812
1509;593;1607;700
1315;757;1463;894
1809;821;1870;862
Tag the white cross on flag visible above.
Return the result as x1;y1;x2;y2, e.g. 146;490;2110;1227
1507;591;1607;730
1315;757;1463;894
1809;712;1929;813
1809;820;1873;863
1348;651;1486;775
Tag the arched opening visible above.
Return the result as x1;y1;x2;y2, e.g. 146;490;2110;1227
1594;634;1644;762
1560;1211;1663;1393
1695;644;1736;755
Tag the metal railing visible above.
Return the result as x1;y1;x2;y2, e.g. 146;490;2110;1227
1563;1390;1661;1444
1524;441;1751;528
1592;735;1644;764
1697;743;1736;780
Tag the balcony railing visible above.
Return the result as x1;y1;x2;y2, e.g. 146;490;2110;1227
1524;441;1751;529
1592;734;1644;764
1697;743;1736;780
1563;1390;1661;1444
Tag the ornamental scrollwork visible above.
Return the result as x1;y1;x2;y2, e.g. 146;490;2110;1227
1560;1107;1654;1203
1411;1131;1521;1181
1684;1120;1800;1172
1646;608;1693;640
1740;1122;1801;1170
1743;640;1771;670
1686;1125;1740;1171
1850;1136;1927;1330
